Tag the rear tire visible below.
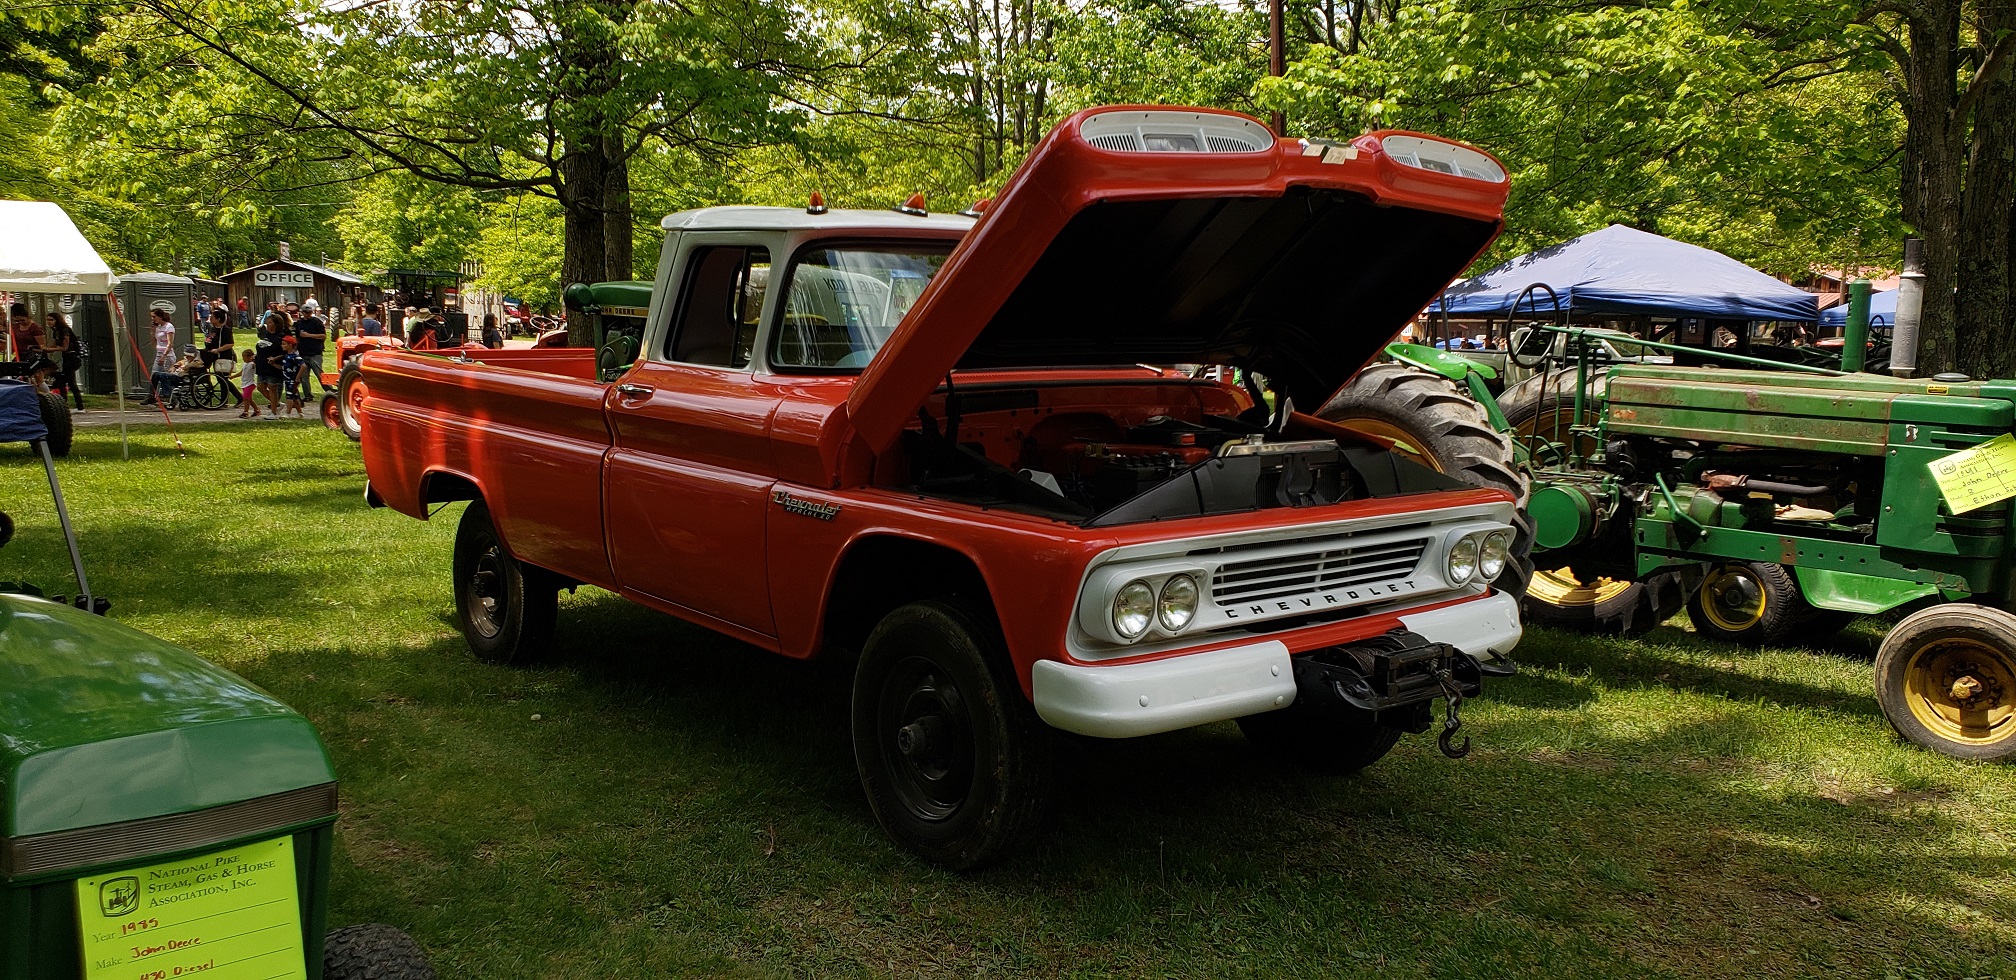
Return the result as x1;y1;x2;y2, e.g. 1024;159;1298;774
852;599;1050;870
1236;710;1404;775
322;923;434;980
452;501;557;665
1686;562;1801;646
338;363;366;441
1874;604;2016;761
36;389;72;458
1319;362;1534;603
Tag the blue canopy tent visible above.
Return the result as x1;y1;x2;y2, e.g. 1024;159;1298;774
1820;289;1896;329
1433;225;1819;322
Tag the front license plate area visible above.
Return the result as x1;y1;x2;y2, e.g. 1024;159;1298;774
73;836;306;980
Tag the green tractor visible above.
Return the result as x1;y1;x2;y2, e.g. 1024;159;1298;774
1323;313;2016;762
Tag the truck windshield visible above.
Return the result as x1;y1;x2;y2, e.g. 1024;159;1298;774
772;244;951;370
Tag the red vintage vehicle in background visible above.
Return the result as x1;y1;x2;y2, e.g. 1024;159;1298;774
354;107;1532;868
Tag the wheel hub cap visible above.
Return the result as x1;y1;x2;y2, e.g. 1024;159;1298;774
1904;639;2015;745
879;662;975;822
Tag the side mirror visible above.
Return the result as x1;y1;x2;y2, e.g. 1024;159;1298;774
1511;325;1551;369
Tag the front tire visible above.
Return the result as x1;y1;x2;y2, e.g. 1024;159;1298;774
1874;604;2016;761
1686;562;1800;646
851;600;1051;870
1236;710;1403;775
322;923;434;980
452;501;557;665
338;363;367;441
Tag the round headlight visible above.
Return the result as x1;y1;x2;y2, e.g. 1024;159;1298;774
1479;530;1511;581
1113;579;1155;639
1447;536;1479;585
1158;574;1199;632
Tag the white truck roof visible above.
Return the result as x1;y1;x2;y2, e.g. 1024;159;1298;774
658;205;977;235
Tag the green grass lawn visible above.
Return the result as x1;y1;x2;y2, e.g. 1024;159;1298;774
3;423;2012;979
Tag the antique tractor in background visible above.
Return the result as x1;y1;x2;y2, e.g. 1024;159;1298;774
1321;315;2016;762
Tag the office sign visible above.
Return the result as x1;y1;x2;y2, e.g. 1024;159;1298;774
254;270;316;287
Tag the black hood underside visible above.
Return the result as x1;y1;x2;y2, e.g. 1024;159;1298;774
957;186;1498;409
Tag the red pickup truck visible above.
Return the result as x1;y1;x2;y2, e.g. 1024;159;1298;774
359;107;1527;868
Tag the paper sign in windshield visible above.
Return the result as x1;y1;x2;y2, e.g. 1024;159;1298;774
74;836;306;980
1929;433;2016;515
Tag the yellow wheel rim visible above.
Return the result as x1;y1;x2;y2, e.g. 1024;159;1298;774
1698;564;1767;632
1527;567;1633;608
1903;638;2016;746
1334;417;1440;470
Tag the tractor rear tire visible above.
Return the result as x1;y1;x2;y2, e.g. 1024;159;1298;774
1318;362;1534;604
1874;604;2016;761
37;389;72;458
452;501;558;665
1686;561;1801;646
1499;373;1685;635
322;923;434;980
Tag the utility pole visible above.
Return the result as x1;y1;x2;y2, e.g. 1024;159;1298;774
1269;0;1286;136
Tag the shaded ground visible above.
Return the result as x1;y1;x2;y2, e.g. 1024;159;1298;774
1;425;2008;978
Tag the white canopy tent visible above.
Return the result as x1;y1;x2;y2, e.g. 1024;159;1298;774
0;201;121;605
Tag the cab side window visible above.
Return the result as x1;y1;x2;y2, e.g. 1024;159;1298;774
666;246;770;368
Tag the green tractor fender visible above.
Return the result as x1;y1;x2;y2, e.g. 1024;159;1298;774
1793;566;1942;615
1384;342;1513;432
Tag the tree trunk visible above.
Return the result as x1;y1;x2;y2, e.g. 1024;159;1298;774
559;146;610;347
602;133;634;283
1955;1;2016;379
1896;0;1964;373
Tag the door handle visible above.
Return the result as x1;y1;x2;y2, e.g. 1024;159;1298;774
615;383;654;399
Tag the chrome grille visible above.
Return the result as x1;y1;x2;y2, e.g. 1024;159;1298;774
1202;532;1429;606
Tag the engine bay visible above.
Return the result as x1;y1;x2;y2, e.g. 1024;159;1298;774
887;377;1468;524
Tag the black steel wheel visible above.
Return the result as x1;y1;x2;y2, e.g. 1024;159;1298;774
1236;709;1404;775
338;363;367;441
1686;562;1801;646
852;600;1050;870
322;923;434;980
1319;362;1535;604
35;388;72;458
452;501;557;665
1875;604;2016;761
193;373;228;410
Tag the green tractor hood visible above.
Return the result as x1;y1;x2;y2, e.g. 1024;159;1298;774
0;594;334;860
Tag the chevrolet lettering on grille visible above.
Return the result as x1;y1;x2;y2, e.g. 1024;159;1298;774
1221;579;1420;619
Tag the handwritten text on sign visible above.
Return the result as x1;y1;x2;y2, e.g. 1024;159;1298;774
1929;433;2016;515
73;836;306;980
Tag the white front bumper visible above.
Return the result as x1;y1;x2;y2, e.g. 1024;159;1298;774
1031;590;1522;739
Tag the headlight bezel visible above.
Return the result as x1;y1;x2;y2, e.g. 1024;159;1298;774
1447;534;1480;585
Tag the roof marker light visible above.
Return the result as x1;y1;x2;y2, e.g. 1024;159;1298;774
895;193;928;217
958;197;991;218
1378;135;1507;183
806;192;828;215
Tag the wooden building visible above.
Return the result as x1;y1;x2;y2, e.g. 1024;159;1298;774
221;250;380;327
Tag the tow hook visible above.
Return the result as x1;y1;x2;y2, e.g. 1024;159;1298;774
1433;665;1469;759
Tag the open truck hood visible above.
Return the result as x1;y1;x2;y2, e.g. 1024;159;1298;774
841;107;1510;456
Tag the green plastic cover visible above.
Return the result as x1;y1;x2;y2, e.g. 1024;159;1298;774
0;594;334;838
562;279;653;314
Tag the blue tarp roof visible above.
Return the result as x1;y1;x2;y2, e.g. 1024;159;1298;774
1433;224;1819;322
0;384;46;443
1819;289;1896;328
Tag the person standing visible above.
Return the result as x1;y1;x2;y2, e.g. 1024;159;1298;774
43;312;83;410
202;307;241;406
293;302;328;394
195;294;211;326
358;303;384;338
236;295;250;329
407;308;440;349
481;312;504;349
144;308;179;406
253;311;288;417
8;303;42;362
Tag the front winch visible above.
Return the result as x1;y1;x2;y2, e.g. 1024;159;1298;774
1284;629;1486;758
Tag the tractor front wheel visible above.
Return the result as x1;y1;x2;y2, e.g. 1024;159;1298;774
1875;604;2016;761
1686;562;1801;646
322;923;434;980
337;363;367;441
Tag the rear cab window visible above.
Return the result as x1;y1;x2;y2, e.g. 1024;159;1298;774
770;244;951;372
